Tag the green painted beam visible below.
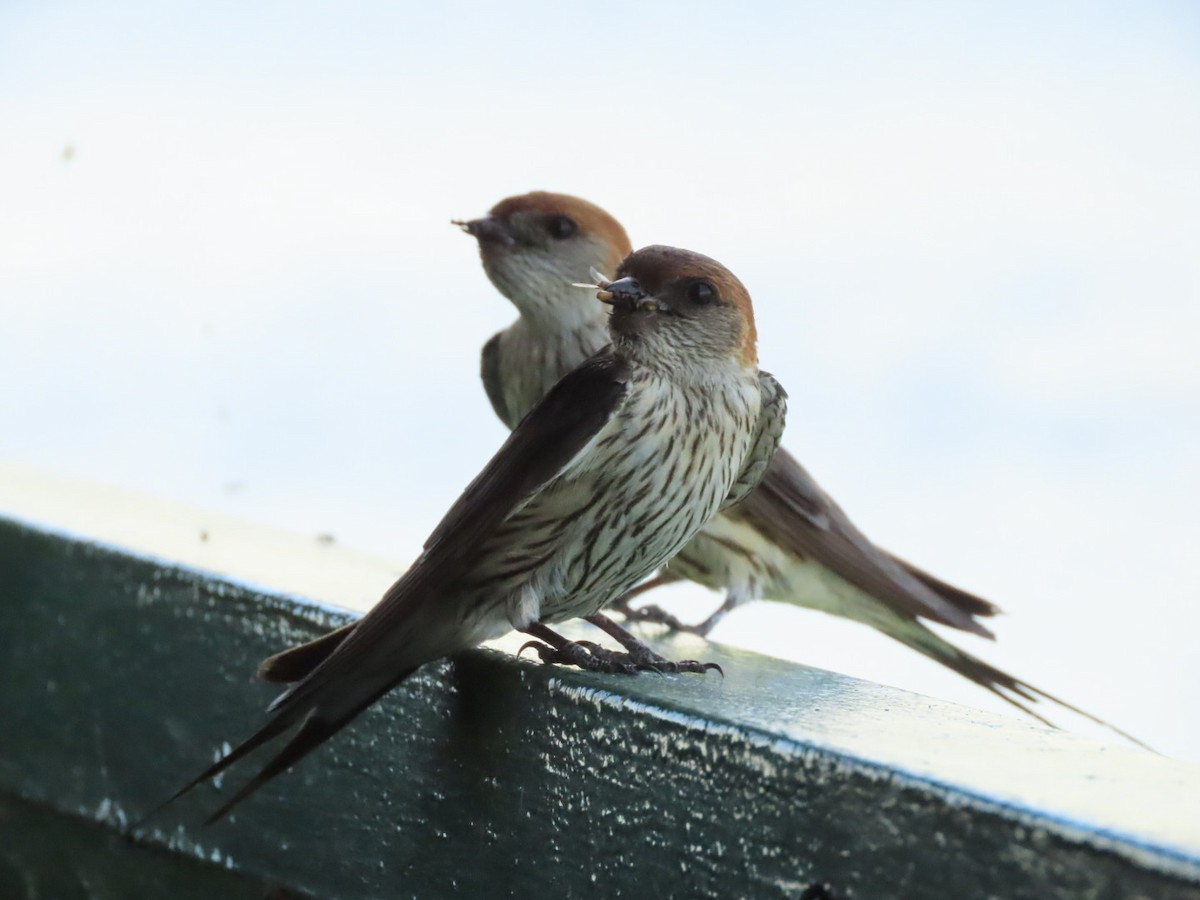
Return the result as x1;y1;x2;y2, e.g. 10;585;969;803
2;512;1199;900
0;793;306;900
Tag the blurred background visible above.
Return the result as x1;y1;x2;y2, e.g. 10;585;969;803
1;1;1197;759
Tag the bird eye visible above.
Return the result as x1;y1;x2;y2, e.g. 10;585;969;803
546;215;578;240
688;280;716;305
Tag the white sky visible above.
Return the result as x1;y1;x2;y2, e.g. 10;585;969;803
2;1;1198;759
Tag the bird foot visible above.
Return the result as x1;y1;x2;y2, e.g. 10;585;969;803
614;641;723;676
517;639;720;676
518;639;640;674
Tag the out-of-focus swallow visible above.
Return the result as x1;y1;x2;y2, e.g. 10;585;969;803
452;191;1144;746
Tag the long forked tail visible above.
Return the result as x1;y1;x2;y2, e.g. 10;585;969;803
883;617;1151;751
138;709;299;826
198;674;410;824
144;662;415;826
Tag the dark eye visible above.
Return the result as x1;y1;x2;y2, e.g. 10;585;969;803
546;215;578;239
688;280;716;305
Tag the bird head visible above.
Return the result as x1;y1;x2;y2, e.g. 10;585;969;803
453;191;631;329
595;245;758;370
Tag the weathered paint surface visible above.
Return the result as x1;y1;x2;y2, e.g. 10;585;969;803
2;516;1199;900
0;793;304;900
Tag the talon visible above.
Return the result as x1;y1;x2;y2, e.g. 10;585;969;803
517;640;545;660
649;658;724;676
518;622;720;677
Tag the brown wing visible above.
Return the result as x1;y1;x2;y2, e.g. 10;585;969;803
730;448;995;637
163;352;632;821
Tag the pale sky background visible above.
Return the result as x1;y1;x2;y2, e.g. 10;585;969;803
1;2;1198;760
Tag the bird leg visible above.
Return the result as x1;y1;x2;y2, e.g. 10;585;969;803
625;585;756;637
621;603;695;633
606;572;677;619
681;586;757;636
584;614;722;676
609;570;730;634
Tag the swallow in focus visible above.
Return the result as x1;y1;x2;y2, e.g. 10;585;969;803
164;244;787;821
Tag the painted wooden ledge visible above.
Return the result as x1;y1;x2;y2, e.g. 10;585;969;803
1;464;1199;899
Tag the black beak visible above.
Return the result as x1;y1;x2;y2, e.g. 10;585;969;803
452;216;516;246
597;277;648;311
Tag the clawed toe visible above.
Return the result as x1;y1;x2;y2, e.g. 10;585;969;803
516;639;719;677
574;643;641;675
516;639;637;674
517;639;596;670
644;657;723;676
518;619;722;676
517;640;554;662
517;639;576;666
620;645;722;677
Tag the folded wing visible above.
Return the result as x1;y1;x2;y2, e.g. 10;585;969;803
731;449;995;636
165;352;632;821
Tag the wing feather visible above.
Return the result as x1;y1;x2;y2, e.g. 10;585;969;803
720;371;787;512
730;449;994;636
164;352;631;820
479;331;510;426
